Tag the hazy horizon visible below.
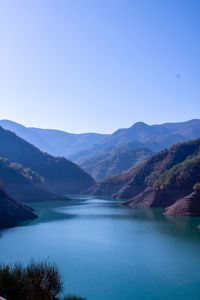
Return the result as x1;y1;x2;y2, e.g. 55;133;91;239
1;117;200;135
0;0;199;133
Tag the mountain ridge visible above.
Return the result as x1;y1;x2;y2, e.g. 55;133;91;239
70;119;200;162
0;126;95;194
85;138;200;216
1;119;200;161
0;119;108;156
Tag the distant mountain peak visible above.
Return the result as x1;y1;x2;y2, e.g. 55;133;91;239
132;121;148;128
0;119;107;157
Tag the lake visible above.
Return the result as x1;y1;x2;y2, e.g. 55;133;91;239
1;195;200;300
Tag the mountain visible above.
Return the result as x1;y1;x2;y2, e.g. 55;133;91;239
0;187;37;228
70;119;200;162
0;120;108;156
0;126;95;194
164;191;200;217
86;138;200;216
70;140;146;163
2;119;200;163
80;146;153;181
0;157;66;202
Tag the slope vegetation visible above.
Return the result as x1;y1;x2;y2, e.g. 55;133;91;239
82;147;153;181
86;138;200;216
0;126;95;194
0;157;65;202
71;119;200;162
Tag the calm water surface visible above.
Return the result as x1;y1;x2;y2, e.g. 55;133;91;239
1;195;200;300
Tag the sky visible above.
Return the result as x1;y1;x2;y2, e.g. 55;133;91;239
0;0;199;134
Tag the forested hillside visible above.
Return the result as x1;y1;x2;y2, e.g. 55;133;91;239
0;187;37;228
0;126;95;194
0;157;66;202
86;138;200;216
82;147;153;181
70;119;200;162
0;119;107;156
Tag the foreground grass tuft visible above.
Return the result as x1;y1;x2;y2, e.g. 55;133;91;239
0;260;86;300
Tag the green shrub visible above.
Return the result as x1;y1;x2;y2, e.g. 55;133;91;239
193;183;200;192
0;261;86;300
153;154;200;191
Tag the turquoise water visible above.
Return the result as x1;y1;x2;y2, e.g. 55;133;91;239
1;195;200;300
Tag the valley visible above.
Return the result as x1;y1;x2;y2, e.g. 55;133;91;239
0;119;200;227
1;3;199;299
0;119;200;299
1;196;200;300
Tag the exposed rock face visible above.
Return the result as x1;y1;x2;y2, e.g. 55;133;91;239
87;138;200;216
0;188;37;228
123;187;156;207
124;188;190;209
164;191;200;216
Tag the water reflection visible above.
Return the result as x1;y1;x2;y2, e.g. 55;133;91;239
21;196;200;244
1;196;200;300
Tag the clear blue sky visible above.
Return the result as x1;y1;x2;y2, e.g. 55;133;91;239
0;0;199;133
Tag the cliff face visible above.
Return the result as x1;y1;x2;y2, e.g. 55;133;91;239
0;188;37;228
124;188;191;209
117;139;200;199
164;191;200;216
